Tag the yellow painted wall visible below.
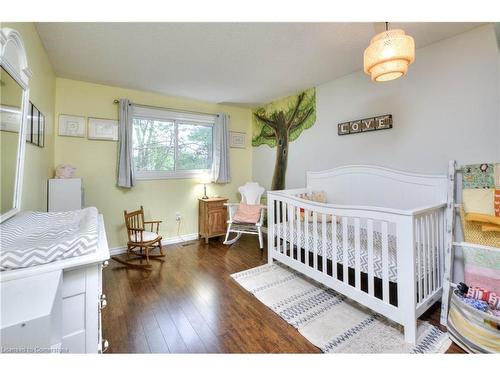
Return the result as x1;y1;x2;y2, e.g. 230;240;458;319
2;22;56;211
55;78;252;248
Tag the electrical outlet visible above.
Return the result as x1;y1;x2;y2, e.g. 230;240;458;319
175;212;182;222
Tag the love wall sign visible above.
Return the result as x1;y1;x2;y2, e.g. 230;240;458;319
338;114;392;136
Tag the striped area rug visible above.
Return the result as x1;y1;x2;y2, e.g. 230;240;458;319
231;262;451;353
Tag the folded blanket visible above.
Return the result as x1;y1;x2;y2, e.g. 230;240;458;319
462;189;495;216
465;212;500;226
481;224;500;232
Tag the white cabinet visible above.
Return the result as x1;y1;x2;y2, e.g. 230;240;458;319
47;178;83;212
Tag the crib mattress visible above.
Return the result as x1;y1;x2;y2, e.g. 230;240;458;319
274;222;399;282
0;207;99;271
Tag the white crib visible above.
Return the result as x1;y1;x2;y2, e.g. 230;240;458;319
266;165;449;344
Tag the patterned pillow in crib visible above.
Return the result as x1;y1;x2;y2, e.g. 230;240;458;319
462;163;494;189
297;191;337;223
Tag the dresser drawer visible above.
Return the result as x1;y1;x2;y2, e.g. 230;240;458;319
62;269;86;297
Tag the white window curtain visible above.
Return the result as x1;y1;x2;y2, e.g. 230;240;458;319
210;113;231;183
117;99;136;188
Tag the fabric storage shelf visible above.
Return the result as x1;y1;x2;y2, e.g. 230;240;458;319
447;289;500;353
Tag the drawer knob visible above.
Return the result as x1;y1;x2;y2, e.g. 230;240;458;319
100;294;107;310
102;260;109;268
101;339;109;353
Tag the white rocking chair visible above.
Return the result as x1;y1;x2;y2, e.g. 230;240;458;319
223;182;266;250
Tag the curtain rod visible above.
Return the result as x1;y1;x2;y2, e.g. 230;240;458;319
113;99;219;117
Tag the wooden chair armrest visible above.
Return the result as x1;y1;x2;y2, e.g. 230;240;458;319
144;220;162;234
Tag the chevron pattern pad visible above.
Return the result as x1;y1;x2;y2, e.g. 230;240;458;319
1;207;99;271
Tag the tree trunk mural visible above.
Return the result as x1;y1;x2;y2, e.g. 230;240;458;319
252;88;316;190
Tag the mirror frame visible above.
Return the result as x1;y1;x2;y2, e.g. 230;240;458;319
0;28;31;223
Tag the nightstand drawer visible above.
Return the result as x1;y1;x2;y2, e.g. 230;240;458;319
208;200;225;210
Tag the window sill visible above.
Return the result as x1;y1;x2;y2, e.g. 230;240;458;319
135;170;209;181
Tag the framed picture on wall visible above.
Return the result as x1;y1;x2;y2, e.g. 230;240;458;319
59;114;85;138
229;131;246;148
25;104;32;143
25;102;46;147
38;113;45;147
88;117;119;141
32;105;40;145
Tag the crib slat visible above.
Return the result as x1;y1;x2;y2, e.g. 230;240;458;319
381;221;389;304
427;214;432;296
296;206;301;263
305;209;310;266
367;219;374;297
354;218;361;289
431;212;437;292
416;218;422;303
332;215;338;280
342;217;348;283
276;201;282;254
312;211;318;270
289;203;294;259
282;202;288;256
437;210;444;288
423;215;429;299
428;213;433;293
269;198;275;255
322;214;327;274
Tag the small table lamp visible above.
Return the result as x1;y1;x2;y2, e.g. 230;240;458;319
199;173;211;199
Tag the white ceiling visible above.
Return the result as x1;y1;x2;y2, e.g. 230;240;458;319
35;22;484;106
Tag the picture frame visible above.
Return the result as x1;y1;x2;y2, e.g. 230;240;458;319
24;102;46;147
59;114;85;138
87;117;119;141
229;131;246;148
38;113;45;147
32;105;40;144
26;103;32;143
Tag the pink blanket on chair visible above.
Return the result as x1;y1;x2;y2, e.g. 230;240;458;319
233;204;264;224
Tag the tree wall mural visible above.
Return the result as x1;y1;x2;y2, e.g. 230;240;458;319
252;88;316;190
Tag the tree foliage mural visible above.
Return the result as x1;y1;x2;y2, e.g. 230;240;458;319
252;88;316;190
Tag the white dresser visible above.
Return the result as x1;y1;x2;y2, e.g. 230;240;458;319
0;215;110;353
47;178;84;212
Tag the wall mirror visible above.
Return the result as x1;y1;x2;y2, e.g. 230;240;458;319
0;28;31;222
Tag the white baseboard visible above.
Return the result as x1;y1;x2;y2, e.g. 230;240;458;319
109;233;199;256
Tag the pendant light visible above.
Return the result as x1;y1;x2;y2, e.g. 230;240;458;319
363;22;415;82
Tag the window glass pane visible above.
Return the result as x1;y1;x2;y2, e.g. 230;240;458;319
177;122;213;170
132;118;175;171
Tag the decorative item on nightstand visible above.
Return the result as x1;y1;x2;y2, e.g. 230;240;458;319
199;173;211;199
198;197;228;244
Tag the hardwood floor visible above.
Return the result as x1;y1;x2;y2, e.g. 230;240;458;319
102;235;465;353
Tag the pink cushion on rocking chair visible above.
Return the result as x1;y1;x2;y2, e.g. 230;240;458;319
233;203;263;224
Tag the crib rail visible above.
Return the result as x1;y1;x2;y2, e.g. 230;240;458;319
267;191;446;334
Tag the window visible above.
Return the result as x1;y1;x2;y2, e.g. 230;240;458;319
132;106;214;179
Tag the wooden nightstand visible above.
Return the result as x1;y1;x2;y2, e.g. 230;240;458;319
198;197;228;244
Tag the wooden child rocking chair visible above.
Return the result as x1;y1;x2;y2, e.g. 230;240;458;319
111;206;165;269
